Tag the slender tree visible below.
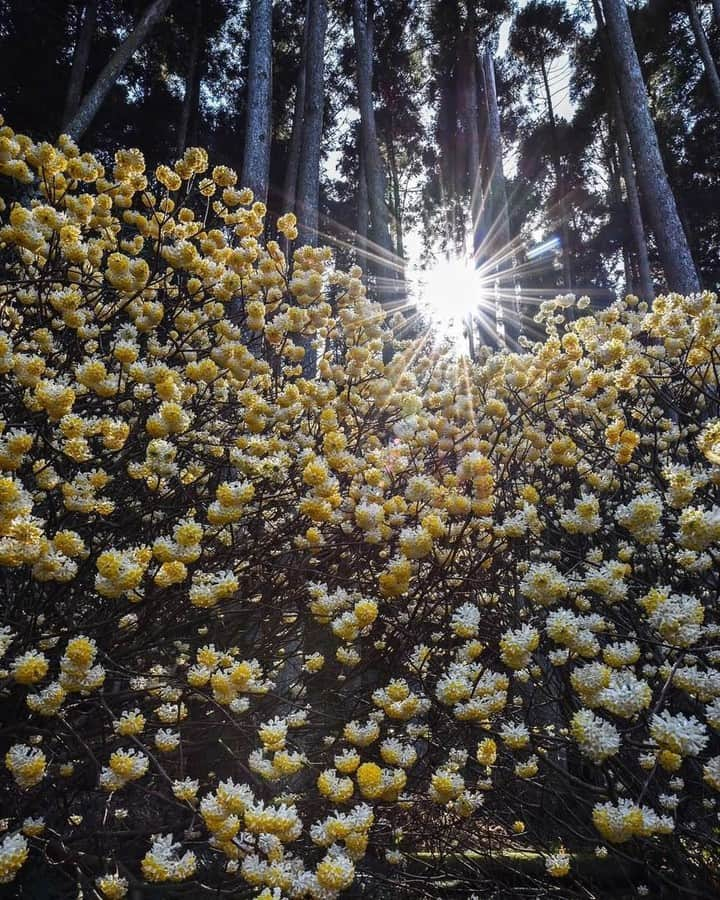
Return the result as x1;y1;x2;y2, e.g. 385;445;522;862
686;0;720;111
482;48;512;269
601;0;700;292
241;0;273;204
281;1;310;218
459;5;483;257
482;45;524;342
63;0;174;141
62;0;98;129
591;0;654;298
385;117;405;259
510;0;576;291
295;0;328;244
372;0;423;292
352;0;396;301
612;92;654;299
357;143;370;245
176;0;203;154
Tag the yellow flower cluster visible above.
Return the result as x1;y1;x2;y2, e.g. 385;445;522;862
1;119;720;895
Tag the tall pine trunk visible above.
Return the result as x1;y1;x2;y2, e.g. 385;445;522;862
601;0;699;293
62;0;98;130
686;0;720;111
357;144;369;246
605;123;635;292
386;124;404;259
296;0;328;376
592;0;654;299
241;0;273;204
281;1;310;217
539;56;574;291
459;16;484;265
64;0;174;141
385;119;407;306
610;87;654;300
482;46;522;344
295;0;328;245
352;0;396;304
176;0;203;155
460;26;495;348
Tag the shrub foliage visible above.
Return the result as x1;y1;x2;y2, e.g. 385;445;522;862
0;121;719;897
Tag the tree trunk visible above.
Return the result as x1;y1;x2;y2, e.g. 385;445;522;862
592;0;654;300
176;0;202;155
459;16;484;266
686;0;720;111
357;144;369;246
241;0;273;204
62;0;98;130
295;0;328;377
540;56;574;291
610;87;654;300
64;0;174;141
482;46;522;345
385;121;407;306
601;0;699;293
295;0;328;245
352;0;396;304
604;120;635;293
482;49;511;262
386;121;404;259
281;0;310;217
713;0;720;28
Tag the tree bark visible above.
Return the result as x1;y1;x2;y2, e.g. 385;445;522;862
62;0;98;130
352;0;396;303
610;87;654;300
460;18;481;190
386;120;404;259
459;14;484;264
686;0;720;111
604;120;635;292
482;46;522;345
482;49;511;261
64;0;174;141
592;0;654;300
295;0;328;245
176;0;203;155
539;56;574;291
601;0;700;293
281;0;310;217
357;144;369;246
241;0;273;205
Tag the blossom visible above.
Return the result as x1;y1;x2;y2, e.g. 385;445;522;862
141;835;197;882
0;833;28;884
545;848;570;877
5;744;46;789
0;118;719;896
95;874;129;899
650;710;708;758
571;709;620;763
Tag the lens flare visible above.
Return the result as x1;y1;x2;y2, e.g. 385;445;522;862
415;256;495;350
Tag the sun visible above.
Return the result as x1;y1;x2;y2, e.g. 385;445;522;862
416;256;491;345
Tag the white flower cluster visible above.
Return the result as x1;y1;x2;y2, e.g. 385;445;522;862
571;709;621;763
650;710;709;757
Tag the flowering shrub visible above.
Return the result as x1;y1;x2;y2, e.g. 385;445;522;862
0;118;719;897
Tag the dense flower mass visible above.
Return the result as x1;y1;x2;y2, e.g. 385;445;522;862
0;120;719;897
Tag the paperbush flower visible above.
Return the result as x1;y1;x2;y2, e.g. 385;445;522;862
1;119;719;896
